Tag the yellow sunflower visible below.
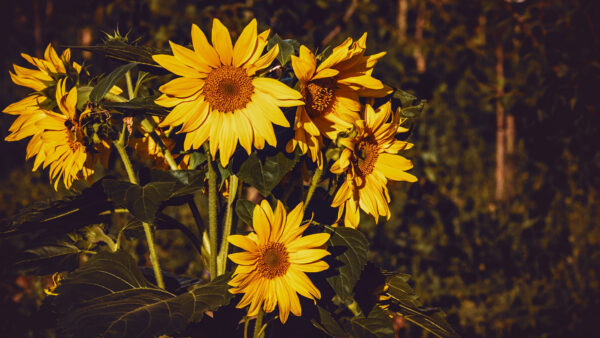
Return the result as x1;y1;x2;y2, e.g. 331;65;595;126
286;33;392;167
330;102;417;228
27;79;108;190
153;19;304;166
4;44;83;143
228;200;330;323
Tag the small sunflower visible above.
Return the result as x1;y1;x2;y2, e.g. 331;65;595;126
228;200;330;323
330;102;417;228
153;19;304;166
287;33;392;167
4;44;83;143
27;79;108;190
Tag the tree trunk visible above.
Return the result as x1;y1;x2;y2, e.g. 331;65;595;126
397;0;407;43
413;0;426;73
495;43;505;201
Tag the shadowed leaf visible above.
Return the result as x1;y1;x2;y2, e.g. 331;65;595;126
102;180;175;223
89;63;138;103
236;151;298;196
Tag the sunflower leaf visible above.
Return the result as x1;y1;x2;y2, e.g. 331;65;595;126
234;199;256;225
100;96;169;116
102;180;176;223
385;274;459;338
236;151;298;196
89;62;138;103
311;306;348;337
268;34;297;66
14;235;85;275
324;226;369;304
349;306;395;338
54;251;233;338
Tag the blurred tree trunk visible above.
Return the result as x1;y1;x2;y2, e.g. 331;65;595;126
413;0;426;73
495;43;505;201
397;0;407;43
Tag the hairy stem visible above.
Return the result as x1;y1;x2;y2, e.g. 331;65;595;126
206;145;218;280
253;307;265;338
218;175;239;275
304;167;323;208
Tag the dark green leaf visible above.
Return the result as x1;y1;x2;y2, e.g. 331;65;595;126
89;63;138;103
102;180;175;223
71;40;163;67
55;251;232;338
385;274;459;338
350;307;395;338
324;226;369;303
236;151;298;196
399;100;426;118
100;96;169;116
311;306;347;338
15;235;84;275
234;199;256;225
393;89;417;108
147;169;206;197
268;34;296;66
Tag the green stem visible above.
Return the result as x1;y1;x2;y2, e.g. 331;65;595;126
206;145;218;280
253;307;265;338
125;71;135;100
304;167;323;208
217;175;239;275
140;117;178;170
114;139;165;289
243;316;250;338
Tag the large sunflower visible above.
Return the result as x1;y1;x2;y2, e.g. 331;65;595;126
330;102;417;228
286;33;392;167
228;200;330;323
153;19;304;166
27;79;108;190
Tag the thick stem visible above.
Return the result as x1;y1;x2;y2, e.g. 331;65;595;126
253;307;265;338
304;167;323;208
206;146;218;280
218;175;239;275
125;70;135;100
114;140;165;289
140;118;178;170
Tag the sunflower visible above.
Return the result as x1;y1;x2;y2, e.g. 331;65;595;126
4;44;83;143
286;33;392;167
153;19;304;166
228;200;330;323
25;79;108;190
330;102;417;228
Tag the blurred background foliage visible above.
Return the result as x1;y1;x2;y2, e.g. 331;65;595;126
1;0;599;336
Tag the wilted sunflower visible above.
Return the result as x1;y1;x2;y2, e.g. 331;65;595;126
26;79;108;190
330;102;417;228
3;44;83;143
153;19;304;166
228;200;330;323
286;34;392;167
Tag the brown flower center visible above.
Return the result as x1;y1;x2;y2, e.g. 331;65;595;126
257;242;290;279
203;65;254;112
354;137;379;177
303;78;336;118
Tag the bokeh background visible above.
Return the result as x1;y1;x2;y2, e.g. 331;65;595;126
1;0;599;337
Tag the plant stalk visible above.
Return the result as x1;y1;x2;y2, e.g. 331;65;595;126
253;307;265;338
218;174;239;275
304;167;323;208
206;145;218;280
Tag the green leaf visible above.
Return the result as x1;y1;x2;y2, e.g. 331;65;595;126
399;100;426;118
234;199;256;225
350;307;395;338
147;169;206;197
15;234;85;275
268;34;297;66
385;274;459;338
324;226;369;303
393;89;417;108
0;179;113;237
236;151;298;196
311;306;347;338
55;251;233;338
89;62;138;103
102;180;175;223
100;96;169;116
71;40;163;67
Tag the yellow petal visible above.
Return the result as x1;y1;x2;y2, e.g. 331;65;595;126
211;18;233;66
233;19;258;67
228;234;258;252
191;24;221;68
169;41;212;73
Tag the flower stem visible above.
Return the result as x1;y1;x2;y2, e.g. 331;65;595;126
217;174;239;275
114;139;165;289
205;145;218;280
253;307;265;338
304;167;323;208
125;71;135;100
140;117;178;170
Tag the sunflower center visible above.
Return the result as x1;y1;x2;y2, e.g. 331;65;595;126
354;138;379;177
203;65;254;112
303;78;336;118
257;242;290;279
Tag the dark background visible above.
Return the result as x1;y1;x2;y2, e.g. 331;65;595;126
1;0;599;336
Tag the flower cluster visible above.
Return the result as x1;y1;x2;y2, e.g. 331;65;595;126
2;18;418;330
